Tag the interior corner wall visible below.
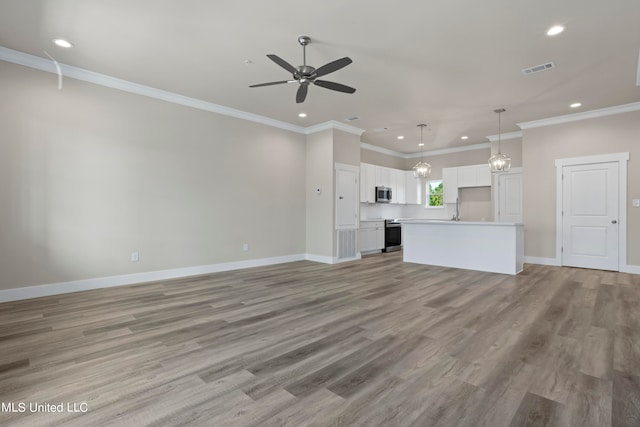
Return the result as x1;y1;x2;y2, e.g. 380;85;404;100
360;149;406;169
334;130;361;167
522;110;640;266
305;129;334;258
0;60;307;291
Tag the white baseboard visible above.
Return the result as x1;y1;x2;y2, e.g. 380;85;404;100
0;254;307;303
524;256;561;266
621;264;640;275
305;253;362;264
524;257;640;275
333;254;362;264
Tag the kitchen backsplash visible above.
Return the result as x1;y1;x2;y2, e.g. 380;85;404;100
360;186;491;221
360;203;455;220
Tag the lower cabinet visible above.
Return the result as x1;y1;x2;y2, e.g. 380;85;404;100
359;221;385;252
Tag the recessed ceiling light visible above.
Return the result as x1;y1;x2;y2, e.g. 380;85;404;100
53;38;73;48
546;25;565;36
461;136;469;140
397;136;404;140
570;102;582;108
418;143;424;147
298;112;307;118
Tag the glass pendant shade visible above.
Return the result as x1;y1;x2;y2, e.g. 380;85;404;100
489;108;511;173
413;161;431;178
488;152;511;172
413;123;431;178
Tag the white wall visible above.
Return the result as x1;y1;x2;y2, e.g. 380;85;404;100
0;61;307;291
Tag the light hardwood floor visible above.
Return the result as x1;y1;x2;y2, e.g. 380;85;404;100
0;252;639;426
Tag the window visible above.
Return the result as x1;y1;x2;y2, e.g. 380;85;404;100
427;180;443;208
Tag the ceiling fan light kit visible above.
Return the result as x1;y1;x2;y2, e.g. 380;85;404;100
249;36;356;103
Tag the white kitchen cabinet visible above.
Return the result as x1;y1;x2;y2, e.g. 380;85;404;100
442;167;459;204
405;171;421;204
359;163;376;203
457;165;476;188
392;169;406;204
375;166;391;188
359;221;385;252
457;164;492;188
476;164;491;186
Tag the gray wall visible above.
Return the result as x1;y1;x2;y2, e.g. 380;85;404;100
522;111;640;266
305;130;334;258
0;61;307;290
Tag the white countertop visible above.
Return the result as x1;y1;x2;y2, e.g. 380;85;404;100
399;219;523;226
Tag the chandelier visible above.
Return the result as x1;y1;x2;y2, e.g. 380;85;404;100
488;108;511;173
413;124;431;178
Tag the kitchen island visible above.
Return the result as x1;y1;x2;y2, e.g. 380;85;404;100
400;219;524;275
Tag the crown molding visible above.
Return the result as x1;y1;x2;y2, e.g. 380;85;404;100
361;141;491;159
407;142;491;158
0;46;306;134
518;101;640;130
305;120;365;136
360;142;408;158
486;131;523;143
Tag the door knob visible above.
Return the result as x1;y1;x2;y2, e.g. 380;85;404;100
612;220;617;224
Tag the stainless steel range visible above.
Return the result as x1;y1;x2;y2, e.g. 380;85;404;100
383;219;402;252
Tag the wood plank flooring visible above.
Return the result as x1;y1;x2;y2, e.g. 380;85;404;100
0;252;639;426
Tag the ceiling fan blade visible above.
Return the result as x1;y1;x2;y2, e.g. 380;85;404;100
266;54;299;76
314;80;356;94
296;84;308;103
249;80;295;88
313;57;352;78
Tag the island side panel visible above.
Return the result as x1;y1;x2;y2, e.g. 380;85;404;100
402;222;521;275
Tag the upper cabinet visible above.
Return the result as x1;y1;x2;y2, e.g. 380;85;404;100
391;169;406;204
374;166;391;188
360;163;376;203
457;164;491;188
405;171;421;205
442;167;459;204
443;164;491;204
360;163;419;205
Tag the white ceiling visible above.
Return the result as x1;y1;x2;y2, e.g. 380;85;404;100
1;0;639;154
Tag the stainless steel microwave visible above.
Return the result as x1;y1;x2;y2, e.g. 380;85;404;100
375;186;392;203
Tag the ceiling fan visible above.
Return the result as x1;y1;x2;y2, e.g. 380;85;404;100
249;36;356;103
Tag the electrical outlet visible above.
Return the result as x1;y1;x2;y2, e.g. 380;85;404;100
633;199;640;208
131;251;139;262
242;243;249;252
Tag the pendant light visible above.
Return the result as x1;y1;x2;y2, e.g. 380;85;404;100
413;124;431;178
488;108;511;173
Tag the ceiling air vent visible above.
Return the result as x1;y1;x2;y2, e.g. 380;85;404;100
521;62;556;76
345;116;360;122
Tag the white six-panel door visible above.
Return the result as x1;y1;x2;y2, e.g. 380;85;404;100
562;162;619;271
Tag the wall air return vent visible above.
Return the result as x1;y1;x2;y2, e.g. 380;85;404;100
521;62;556;76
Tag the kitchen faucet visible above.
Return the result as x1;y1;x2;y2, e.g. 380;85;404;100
452;197;460;221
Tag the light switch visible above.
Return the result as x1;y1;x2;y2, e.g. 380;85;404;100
633;199;640;208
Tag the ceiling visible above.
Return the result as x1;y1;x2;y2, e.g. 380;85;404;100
1;0;639;154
